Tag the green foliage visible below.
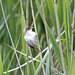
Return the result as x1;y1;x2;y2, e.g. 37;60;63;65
0;46;3;75
0;0;75;75
35;0;62;68
47;0;57;35
57;0;63;30
36;50;49;75
47;25;62;68
54;68;64;75
71;55;75;75
46;54;51;75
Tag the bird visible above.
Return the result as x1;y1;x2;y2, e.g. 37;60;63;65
23;26;42;52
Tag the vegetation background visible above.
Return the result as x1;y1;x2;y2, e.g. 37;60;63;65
0;0;75;75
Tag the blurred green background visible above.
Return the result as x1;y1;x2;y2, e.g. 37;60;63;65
0;0;75;75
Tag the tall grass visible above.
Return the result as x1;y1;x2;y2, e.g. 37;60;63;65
0;0;75;75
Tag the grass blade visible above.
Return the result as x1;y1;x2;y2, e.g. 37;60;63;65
0;46;3;75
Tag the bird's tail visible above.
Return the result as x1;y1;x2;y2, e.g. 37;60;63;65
36;47;43;52
40;47;43;51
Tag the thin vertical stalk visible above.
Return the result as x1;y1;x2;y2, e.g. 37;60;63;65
0;46;3;75
30;0;46;75
54;0;66;75
31;0;45;27
63;0;69;69
26;45;30;75
70;0;73;6
29;47;36;75
41;0;54;71
0;0;24;75
15;52;22;75
26;0;29;26
26;0;30;75
20;0;26;27
71;4;75;66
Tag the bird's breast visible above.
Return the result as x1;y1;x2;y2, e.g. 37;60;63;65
24;31;37;47
24;31;36;42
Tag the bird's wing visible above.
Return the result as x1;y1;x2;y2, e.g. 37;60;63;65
29;32;38;47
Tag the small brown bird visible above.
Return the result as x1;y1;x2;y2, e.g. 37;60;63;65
23;26;42;51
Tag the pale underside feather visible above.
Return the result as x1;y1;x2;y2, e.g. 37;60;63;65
24;31;38;49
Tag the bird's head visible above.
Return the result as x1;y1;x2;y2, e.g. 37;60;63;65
23;26;33;34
